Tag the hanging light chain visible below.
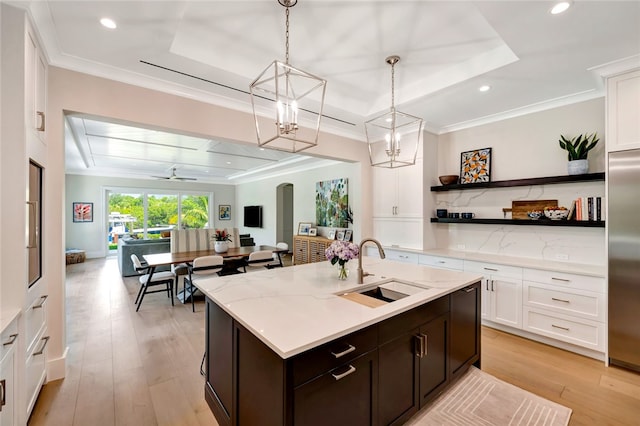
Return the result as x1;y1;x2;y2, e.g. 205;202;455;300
285;6;290;65
390;59;395;111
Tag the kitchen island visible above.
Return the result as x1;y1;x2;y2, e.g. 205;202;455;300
193;256;483;426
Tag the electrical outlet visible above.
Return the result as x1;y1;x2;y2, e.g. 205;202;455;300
555;253;569;261
457;244;466;250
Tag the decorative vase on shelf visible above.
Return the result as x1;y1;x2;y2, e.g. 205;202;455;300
214;241;228;253
567;159;589;175
337;263;349;280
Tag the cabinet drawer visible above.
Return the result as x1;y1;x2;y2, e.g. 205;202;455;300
523;269;605;293
464;261;522;279
26;331;49;417
418;255;463;271
25;294;48;353
291;325;378;387
523;281;605;322
1;319;19;362
382;249;419;264
523;307;605;351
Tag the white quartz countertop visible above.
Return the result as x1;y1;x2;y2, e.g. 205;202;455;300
0;308;20;335
193;257;482;359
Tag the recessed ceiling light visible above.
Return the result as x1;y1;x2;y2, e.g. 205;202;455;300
100;18;117;29
479;85;491;92
550;1;572;15
226;162;231;165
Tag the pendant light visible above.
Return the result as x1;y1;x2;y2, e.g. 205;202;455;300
365;55;423;168
249;0;327;153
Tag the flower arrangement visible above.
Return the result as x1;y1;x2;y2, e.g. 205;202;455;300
213;229;232;242
325;240;359;280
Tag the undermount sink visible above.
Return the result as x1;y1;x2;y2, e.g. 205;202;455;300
338;279;430;307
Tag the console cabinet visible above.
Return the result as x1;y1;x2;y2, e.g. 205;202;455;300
204;284;480;426
292;236;333;265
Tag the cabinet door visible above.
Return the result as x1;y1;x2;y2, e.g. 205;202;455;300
206;299;233;422
34;50;47;142
491;276;523;328
372;166;397;217
293;351;378;426
293;237;308;265
308;240;327;263
378;329;419;425
0;347;16;426
396;157;423;218
607;69;640;152
449;283;481;378
418;313;448;406
480;278;490;321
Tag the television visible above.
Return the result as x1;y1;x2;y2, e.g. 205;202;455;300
244;205;263;228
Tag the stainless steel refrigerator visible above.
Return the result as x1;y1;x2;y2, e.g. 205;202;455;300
608;149;640;372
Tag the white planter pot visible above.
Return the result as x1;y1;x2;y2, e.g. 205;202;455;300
567;159;589;175
214;241;228;253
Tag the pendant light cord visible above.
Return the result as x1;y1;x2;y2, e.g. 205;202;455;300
390;60;395;111
285;7;290;65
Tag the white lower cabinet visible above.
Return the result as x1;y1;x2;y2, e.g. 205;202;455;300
418;255;463;271
25;330;48;418
1;318;19;426
464;261;523;329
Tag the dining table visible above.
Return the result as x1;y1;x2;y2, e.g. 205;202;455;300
143;245;286;303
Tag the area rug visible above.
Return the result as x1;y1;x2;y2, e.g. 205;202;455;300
406;367;572;426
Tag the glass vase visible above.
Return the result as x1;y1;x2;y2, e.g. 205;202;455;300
337;263;349;280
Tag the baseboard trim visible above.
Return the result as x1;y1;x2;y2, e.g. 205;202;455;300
46;346;69;381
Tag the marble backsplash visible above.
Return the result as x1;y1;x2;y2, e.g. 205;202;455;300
431;181;606;265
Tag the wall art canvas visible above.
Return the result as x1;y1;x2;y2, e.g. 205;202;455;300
460;148;491;184
316;178;349;227
219;205;231;220
73;202;93;222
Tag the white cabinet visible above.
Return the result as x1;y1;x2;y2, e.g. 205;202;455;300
372;158;423;218
372;218;423;250
606;68;640;152
522;269;606;352
418;255;463;271
24;20;47;145
1;317;19;426
464;261;523;329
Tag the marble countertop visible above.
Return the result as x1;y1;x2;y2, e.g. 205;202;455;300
193;257;482;359
0;308;21;335
383;247;606;277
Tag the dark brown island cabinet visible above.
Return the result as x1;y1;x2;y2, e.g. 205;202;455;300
204;281;480;426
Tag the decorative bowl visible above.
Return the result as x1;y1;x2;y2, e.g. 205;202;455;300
544;208;569;220
439;175;459;185
527;210;543;220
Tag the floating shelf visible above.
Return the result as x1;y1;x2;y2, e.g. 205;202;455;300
430;172;605;192
430;218;605;228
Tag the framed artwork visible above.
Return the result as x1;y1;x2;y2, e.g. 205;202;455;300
298;222;312;236
308;228;317;236
328;229;336;240
344;230;352;242
336;230;346;241
460;147;491;184
316;178;349;228
219;205;231;220
73;202;93;222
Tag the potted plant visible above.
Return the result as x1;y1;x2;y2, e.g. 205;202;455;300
213;229;232;253
558;132;599;175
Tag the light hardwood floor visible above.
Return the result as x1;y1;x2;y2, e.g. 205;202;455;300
29;257;639;425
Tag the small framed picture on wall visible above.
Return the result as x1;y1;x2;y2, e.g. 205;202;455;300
219;205;231;220
73;202;93;223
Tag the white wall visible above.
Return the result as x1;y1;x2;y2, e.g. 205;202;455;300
433;98;606;265
235;161;362;246
65;174;235;258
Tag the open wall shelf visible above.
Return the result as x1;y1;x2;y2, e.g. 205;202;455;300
430;218;605;227
430;172;605;192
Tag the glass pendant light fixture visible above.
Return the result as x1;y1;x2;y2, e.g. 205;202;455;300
249;0;327;153
365;55;423;168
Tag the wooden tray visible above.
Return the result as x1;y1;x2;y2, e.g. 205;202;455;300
512;200;557;220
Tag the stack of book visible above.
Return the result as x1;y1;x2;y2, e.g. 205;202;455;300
568;197;603;221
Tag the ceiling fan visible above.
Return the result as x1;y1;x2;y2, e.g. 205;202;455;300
152;167;197;181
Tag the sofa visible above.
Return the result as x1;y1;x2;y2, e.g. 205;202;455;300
117;237;171;277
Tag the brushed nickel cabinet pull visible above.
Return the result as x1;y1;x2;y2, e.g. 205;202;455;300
0;379;5;411
2;333;18;346
26;201;39;248
464;286;476;293
491;280;495;292
484;267;498;272
331;365;356;381
551;297;570;303
33;335;50;356
331;344;355;359
551;324;570;331
414;335;426;358
421;334;428;356
36;111;45;131
551;277;570;282
33;294;48;309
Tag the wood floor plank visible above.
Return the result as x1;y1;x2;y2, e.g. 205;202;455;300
148;378;202;426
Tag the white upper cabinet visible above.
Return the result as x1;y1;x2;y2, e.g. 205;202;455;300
372;158;423;218
25;20;47;146
606;68;640;152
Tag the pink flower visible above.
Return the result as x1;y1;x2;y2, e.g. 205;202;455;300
325;240;359;266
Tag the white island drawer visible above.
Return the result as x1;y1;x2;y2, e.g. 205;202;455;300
25;294;48;353
523;282;605;322
523;269;605;293
523;307;605;351
26;331;49;417
418;255;463;271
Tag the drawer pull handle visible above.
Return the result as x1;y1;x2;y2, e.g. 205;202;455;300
464;286;476;293
33;335;50;356
2;333;18;346
551;297;570;303
331;365;356;381
0;379;5;410
37;111;46;131
331;344;356;359
551;277;570;282
484;267;498;271
33;295;48;309
415;334;427;358
551;324;570;331
437;261;446;264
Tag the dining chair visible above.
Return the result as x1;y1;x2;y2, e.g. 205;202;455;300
130;254;176;312
271;242;289;268
185;255;224;312
242;250;277;272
